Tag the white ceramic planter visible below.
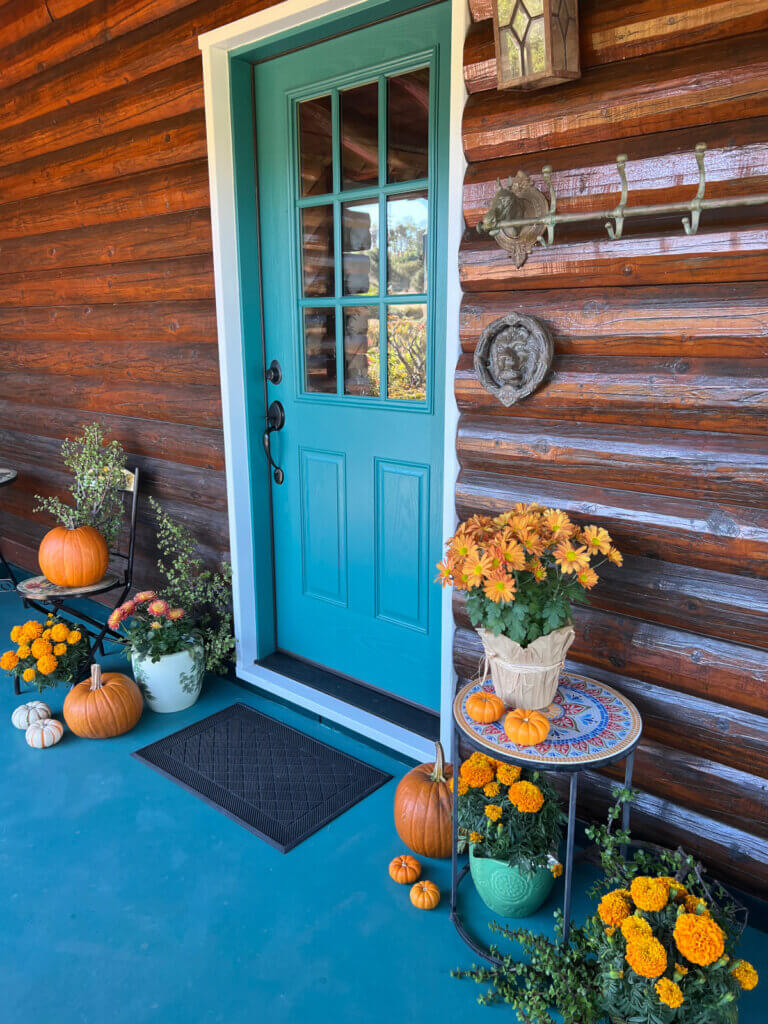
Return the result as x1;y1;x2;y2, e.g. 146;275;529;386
131;645;204;713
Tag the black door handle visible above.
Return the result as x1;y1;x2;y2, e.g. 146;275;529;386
262;400;285;484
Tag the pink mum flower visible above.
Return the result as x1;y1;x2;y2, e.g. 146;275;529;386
147;599;170;617
107;608;124;630
167;608;185;621
121;599;137;617
134;591;157;604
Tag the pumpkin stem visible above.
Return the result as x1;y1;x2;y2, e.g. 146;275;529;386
90;663;103;691
430;740;448;783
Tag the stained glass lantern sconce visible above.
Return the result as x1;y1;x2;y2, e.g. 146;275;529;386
493;0;580;91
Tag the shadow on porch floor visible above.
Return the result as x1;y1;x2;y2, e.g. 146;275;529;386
1;591;765;1024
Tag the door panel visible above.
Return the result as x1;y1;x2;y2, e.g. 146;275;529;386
254;4;450;709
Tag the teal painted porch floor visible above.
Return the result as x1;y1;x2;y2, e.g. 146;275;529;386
1;592;765;1024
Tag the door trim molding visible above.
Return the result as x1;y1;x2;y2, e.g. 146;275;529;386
199;0;466;763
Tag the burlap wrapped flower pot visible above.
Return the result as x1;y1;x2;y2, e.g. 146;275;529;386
477;625;575;710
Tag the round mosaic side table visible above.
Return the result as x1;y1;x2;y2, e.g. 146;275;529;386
0;469;19;592
450;670;642;956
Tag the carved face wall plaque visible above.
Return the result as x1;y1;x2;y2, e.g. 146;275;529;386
474;314;554;406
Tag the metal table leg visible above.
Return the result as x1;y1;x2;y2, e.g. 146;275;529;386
561;771;578;946
621;749;635;858
450;717;459;919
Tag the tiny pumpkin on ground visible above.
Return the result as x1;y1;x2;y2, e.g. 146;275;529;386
504;708;551;746
25;718;64;748
11;701;51;730
410;879;440;910
466;691;505;723
389;854;421;885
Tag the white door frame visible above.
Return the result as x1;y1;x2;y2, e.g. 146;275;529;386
199;0;467;762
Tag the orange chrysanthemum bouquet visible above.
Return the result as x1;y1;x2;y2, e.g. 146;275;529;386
437;503;622;709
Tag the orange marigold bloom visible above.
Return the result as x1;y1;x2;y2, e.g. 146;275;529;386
683;894;709;916
448;776;469;796
621;915;652;943
550;861;563;879
22;668;36;683
10;625;23;643
66;630;82;645
553;542;590;575
508;780;544;813
54;643;67;656
730;960;758;991
30;638;53;660
459;753;495;789
673;913;725;966
581;525;612;555
483;781;500;798
630;876;669;913
484;803;503;822
598;891;632;927
16;645;31;659
42;629;52;639
625;935;667;979
21;620;44;641
607;546;623;566
469;831;484;844
483;573;516;604
36;654;58;676
0;651;19;671
577;567;599;590
655;978;684;1008
50;622;69;642
496;763;522;785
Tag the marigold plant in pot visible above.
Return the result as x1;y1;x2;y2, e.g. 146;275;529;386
455;751;565;918
1;614;89;691
437;503;622;709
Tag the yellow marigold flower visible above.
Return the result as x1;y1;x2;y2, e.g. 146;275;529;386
605;926;617;937
10;625;23;643
496;763;521;785
483;781;500;798
673;913;725;966
674;963;688;977
16;644;31;659
484;803;503;822
54;643;67;656
460;752;495;789
50;623;69;642
30;638;53;660
625;935;667;979
508;780;544;813
66;630;82;645
658;877;687;901
655;978;684;1009
621;915;652;943
730;960;758;991
550;861;563;879
36;654;58;676
449;775;469;796
469;831;484;844
683;894;709;916
42;629;52;639
1;650;19;671
22;668;36;683
630;876;669;912
598;891;632;927
21;620;44;641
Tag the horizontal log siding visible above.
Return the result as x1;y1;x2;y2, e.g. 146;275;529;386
458;3;768;893
0;0;278;586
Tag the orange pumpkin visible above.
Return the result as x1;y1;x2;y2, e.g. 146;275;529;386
63;664;143;739
389;854;421;885
410;880;440;910
504;708;551;746
394;741;453;859
466;691;505;723
38;525;108;587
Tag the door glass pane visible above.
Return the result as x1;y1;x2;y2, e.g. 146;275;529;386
298;95;333;196
303;308;337;393
301;205;335;297
386;304;426;401
342;199;379;296
387;68;429;183
341;81;379;189
387;192;428;295
343;306;380;397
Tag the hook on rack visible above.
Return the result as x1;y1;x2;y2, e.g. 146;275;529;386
605;154;628;240
682;142;707;236
540;165;556;247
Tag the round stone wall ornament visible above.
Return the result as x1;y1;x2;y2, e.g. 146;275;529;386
473;313;554;406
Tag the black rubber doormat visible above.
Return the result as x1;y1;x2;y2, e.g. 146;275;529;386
133;702;392;852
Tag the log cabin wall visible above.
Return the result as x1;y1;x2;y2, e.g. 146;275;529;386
457;0;768;894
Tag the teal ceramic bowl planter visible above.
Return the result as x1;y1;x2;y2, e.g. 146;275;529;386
469;845;556;918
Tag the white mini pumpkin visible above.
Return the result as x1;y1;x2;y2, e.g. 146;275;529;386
11;701;52;730
25;718;64;749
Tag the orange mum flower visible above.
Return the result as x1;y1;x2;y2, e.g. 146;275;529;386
508;780;544;813
625;935;667;979
465;552;493;587
543;508;574;541
553;542;590;575
30;638;53;660
655;978;684;1008
496;763;522;785
484;804;503;822
497;538;526;572
730;960;758;991
607;547;623;566
581;525;612;555
630;876;669;913
598;891;632;927
515;526;545;557
577;567;599;590
673;913;725;966
483;573;516;604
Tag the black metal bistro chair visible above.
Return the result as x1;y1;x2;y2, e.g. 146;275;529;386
0;468;19;594
14;467;140;693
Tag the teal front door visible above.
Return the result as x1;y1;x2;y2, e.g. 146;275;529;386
254;4;450;710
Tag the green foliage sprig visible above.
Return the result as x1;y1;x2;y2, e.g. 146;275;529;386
34;423;127;547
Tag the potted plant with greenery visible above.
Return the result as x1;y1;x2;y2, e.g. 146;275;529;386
108;499;234;712
34;423;127;587
437;503;623;709
456;751;565;918
1;614;90;691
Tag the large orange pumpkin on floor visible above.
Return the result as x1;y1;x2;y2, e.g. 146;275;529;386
63;664;143;739
504;708;551;746
38;525;108;587
466;691;505;723
393;741;453;859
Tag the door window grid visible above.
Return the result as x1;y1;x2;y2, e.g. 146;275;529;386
295;69;431;404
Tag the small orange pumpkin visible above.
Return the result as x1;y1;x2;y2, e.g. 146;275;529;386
38;525;108;587
466;691;505;723
410;880;440;910
63;664;143;739
389;854;421;885
504;708;551;746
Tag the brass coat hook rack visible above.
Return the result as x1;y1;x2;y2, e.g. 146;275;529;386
478;142;768;268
